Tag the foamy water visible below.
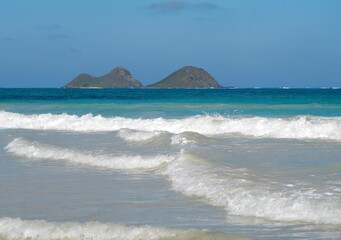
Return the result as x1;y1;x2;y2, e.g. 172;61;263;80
117;129;164;142
1;111;341;141
1;89;341;240
0;218;247;240
164;152;341;225
5;138;341;226
5;138;175;170
0;217;180;240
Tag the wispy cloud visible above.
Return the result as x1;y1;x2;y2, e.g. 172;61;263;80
48;34;71;40
37;24;62;30
36;24;71;41
192;16;205;21
147;0;220;12
4;37;16;42
148;0;189;11
63;47;81;54
194;2;220;10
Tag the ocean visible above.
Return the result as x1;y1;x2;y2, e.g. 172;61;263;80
0;88;340;240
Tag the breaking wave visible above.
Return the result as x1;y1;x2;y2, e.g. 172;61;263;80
1;111;341;140
163;152;341;225
5;138;341;225
0;218;245;240
117;129;163;142
170;132;210;145
5;138;175;170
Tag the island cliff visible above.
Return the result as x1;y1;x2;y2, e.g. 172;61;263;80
147;66;222;88
65;67;142;88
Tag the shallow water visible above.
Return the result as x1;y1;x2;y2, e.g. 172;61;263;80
0;89;340;240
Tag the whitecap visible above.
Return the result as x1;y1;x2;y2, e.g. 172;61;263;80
1;111;341;141
163;151;341;225
5;138;175;171
4;138;341;225
117;129;163;142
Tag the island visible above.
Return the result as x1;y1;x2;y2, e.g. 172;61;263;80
64;66;224;89
147;66;223;88
64;67;142;88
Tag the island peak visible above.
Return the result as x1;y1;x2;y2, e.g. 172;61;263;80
147;66;222;89
65;67;142;88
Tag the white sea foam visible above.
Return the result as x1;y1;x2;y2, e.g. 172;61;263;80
1;111;341;141
0;218;246;240
0;217;178;240
5;138;175;170
170;132;209;145
171;134;195;145
163;151;341;225
117;129;163;142
0;218;170;240
5;138;341;225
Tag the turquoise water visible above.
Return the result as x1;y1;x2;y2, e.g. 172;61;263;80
1;88;341;117
0;88;340;240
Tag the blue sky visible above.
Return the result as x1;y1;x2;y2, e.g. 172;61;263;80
1;0;340;87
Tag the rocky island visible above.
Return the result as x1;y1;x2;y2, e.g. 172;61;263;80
147;66;222;88
65;67;142;88
64;66;223;88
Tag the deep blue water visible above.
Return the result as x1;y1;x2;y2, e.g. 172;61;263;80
0;88;340;117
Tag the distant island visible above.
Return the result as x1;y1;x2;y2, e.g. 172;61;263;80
65;67;142;88
147;66;222;88
64;66;223;89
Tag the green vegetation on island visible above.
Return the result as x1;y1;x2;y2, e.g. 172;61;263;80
65;67;142;88
64;66;223;89
147;66;222;88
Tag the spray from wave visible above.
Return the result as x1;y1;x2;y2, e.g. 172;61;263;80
1;111;341;140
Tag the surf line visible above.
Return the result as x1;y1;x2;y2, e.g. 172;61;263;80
5;138;341;225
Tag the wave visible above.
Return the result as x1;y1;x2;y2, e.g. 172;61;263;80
117;129;207;146
171;134;196;145
1;111;341;140
163;151;341;225
116;129;163;142
0;218;245;240
5;138;175;171
171;132;212;145
6;138;341;225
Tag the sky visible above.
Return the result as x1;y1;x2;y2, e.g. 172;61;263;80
0;0;340;88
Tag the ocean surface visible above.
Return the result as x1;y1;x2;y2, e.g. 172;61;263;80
0;88;340;240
